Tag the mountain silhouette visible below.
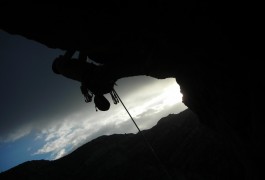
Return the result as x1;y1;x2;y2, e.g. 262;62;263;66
0;109;244;179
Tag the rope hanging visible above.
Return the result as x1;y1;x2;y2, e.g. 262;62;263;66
112;88;172;180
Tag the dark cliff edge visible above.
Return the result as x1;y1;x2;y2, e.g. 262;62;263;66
0;109;244;180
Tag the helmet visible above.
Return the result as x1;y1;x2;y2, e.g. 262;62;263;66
52;56;63;74
94;95;110;111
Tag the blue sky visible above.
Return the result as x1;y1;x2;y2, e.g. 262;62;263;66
0;30;187;172
0;131;49;172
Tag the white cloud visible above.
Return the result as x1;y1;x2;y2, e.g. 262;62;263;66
33;77;187;160
33;108;125;159
53;149;66;160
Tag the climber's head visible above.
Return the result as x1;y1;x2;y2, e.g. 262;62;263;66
52;56;64;74
94;94;110;111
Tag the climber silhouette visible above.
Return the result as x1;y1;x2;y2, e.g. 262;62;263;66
52;50;115;111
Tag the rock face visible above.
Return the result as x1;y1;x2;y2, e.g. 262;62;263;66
0;109;245;179
0;1;264;179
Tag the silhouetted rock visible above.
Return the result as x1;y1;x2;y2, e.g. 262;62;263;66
0;109;245;179
0;2;264;179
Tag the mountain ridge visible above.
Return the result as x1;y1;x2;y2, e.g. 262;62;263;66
0;109;244;179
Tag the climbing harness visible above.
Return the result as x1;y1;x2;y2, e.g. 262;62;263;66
82;86;118;110
112;88;172;180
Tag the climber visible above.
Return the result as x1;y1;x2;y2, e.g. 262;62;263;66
52;50;115;111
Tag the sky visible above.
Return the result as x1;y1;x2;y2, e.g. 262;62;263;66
0;29;187;172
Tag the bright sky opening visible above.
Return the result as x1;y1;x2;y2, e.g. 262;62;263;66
0;30;187;172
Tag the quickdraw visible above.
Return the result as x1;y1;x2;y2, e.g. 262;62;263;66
110;90;119;104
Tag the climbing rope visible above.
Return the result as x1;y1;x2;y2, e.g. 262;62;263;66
112;88;172;180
